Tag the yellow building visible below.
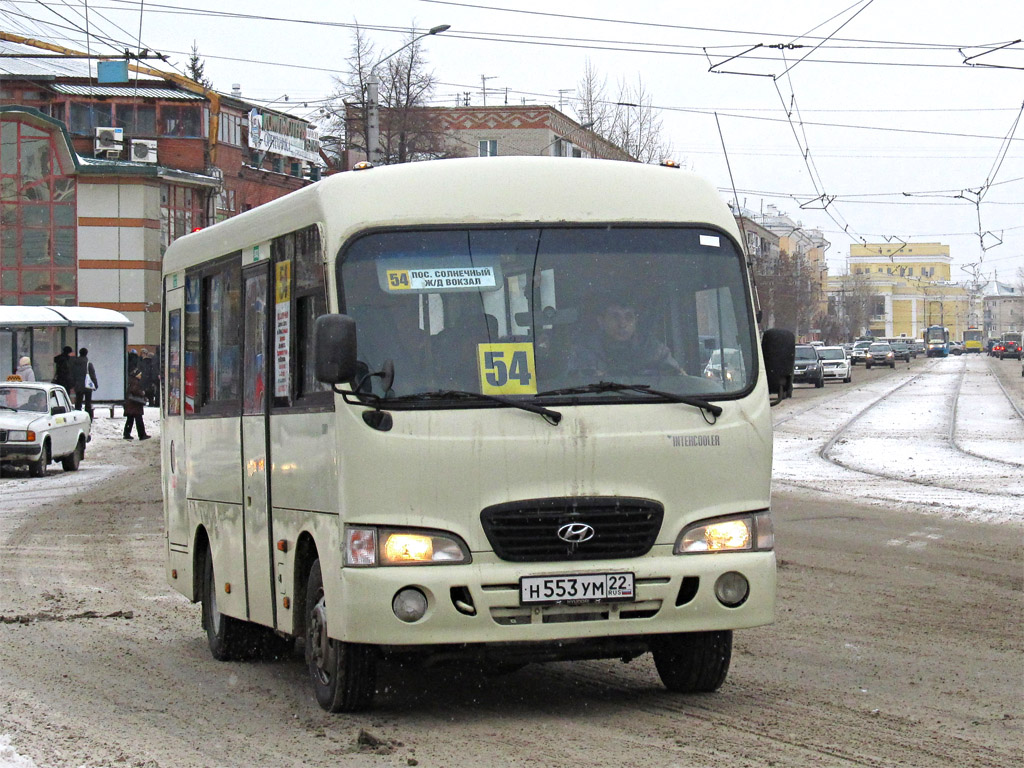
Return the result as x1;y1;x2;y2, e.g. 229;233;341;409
830;243;971;340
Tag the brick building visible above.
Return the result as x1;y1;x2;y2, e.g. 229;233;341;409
0;33;321;354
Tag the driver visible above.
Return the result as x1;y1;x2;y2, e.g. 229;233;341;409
568;299;680;380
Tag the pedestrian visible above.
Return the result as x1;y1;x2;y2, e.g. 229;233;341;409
52;346;75;394
139;349;158;406
72;347;98;419
123;370;150;441
16;356;35;382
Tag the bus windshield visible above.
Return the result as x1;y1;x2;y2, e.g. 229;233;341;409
338;226;756;403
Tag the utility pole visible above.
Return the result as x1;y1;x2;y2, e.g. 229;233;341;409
557;88;572;112
366;24;449;165
480;75;496;106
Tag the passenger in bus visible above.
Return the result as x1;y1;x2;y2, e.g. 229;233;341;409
431;293;498;391
567;298;680;381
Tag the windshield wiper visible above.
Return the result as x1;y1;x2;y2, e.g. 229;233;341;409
0;404;16;411
387;389;562;426
534;381;723;418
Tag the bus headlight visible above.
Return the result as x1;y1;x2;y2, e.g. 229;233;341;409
344;526;471;566
675;511;774;554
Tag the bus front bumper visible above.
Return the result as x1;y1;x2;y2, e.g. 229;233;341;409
330;548;776;649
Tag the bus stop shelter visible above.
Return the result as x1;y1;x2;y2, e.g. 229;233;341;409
1;306;133;404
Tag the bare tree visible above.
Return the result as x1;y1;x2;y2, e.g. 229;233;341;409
572;58;613;136
572;63;671;164
608;75;671;164
327;25;448;165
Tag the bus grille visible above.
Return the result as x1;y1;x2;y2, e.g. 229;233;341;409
480;497;663;562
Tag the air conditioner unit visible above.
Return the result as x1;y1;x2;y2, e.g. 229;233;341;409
130;139;158;164
94;126;124;153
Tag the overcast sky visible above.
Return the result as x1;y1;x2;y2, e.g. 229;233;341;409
4;0;1022;281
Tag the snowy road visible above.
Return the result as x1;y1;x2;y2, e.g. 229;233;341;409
0;365;1020;768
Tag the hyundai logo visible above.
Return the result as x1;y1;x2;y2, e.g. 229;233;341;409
557;522;595;543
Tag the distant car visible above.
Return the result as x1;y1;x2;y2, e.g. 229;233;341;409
990;342;1005;357
703;347;745;383
889;340;912;362
949;340;965;356
816;346;852;383
1001;339;1022;360
910;340;925;356
865;342;896;369
850;340;873;365
0;382;90;477
793;344;825;388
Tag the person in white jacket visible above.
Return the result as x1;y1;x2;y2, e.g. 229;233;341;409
16;356;35;382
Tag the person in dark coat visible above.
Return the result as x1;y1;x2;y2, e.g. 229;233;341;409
123;370;150;441
71;347;98;419
52;346;75;393
139;350;158;406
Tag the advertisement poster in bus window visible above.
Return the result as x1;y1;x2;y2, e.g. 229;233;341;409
275;260;291;398
183;277;200;413
167;310;181;416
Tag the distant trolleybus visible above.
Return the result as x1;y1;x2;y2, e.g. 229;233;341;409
161;156;793;711
924;325;950;357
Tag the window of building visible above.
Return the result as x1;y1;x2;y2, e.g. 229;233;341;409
161;184;208;253
159;104;203;137
114;103;156;134
217;112;243;146
0;116;77;306
67;101;111;134
478;139;497;157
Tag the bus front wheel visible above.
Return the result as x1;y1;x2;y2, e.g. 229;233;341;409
202;552;264;661
305;559;377;712
651;630;732;693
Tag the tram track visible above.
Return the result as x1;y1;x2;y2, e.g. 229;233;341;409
818;354;1024;498
772;354;1024;515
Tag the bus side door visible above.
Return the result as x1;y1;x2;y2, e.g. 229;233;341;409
241;262;276;628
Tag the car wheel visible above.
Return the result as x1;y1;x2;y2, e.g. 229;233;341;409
652;630;732;693
305;558;376;712
890;361;895;368
843;375;851;383
815;373;824;388
29;441;49;477
866;363;872;369
61;439;84;471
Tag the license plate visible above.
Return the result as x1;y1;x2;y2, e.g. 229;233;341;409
519;572;635;605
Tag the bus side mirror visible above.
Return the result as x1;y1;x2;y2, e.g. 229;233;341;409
762;328;796;401
314;314;358;384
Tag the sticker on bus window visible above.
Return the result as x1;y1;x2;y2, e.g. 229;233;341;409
384;266;498;293
699;235;721;247
477;343;537;395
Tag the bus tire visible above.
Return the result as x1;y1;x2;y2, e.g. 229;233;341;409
652;630;732;693
202;552;261;661
305;559;376;712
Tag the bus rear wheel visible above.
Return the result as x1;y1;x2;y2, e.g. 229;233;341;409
651;630;732;693
305;559;377;712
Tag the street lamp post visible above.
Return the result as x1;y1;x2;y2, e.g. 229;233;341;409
366;24;449;165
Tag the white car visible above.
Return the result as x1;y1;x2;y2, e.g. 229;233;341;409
0;382;91;476
816;346;852;383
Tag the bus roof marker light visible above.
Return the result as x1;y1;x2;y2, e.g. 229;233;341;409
353;161;374;171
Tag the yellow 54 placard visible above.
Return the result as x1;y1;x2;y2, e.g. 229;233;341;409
477;343;537;395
